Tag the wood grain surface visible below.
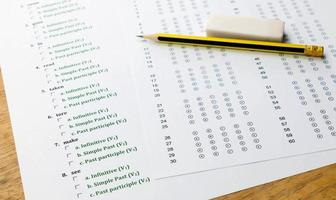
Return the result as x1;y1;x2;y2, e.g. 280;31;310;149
0;70;25;200
0;69;335;200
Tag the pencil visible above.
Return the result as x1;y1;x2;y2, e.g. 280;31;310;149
137;33;324;57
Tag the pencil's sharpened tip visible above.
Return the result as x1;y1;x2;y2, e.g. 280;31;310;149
136;35;144;38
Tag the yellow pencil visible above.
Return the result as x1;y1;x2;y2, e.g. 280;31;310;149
137;33;324;57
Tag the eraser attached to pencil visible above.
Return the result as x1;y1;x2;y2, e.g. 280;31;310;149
206;15;285;42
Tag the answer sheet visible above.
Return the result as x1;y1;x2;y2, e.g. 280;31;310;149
1;0;336;199
119;0;336;177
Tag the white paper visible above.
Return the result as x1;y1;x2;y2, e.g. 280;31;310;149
119;0;336;178
1;0;336;200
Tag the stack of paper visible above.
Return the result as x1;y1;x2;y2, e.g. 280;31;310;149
1;0;335;199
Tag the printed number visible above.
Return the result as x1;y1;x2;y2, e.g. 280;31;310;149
289;139;296;143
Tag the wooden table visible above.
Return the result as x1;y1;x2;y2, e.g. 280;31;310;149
0;70;335;200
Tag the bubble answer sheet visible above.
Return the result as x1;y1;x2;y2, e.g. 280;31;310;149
1;0;336;199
